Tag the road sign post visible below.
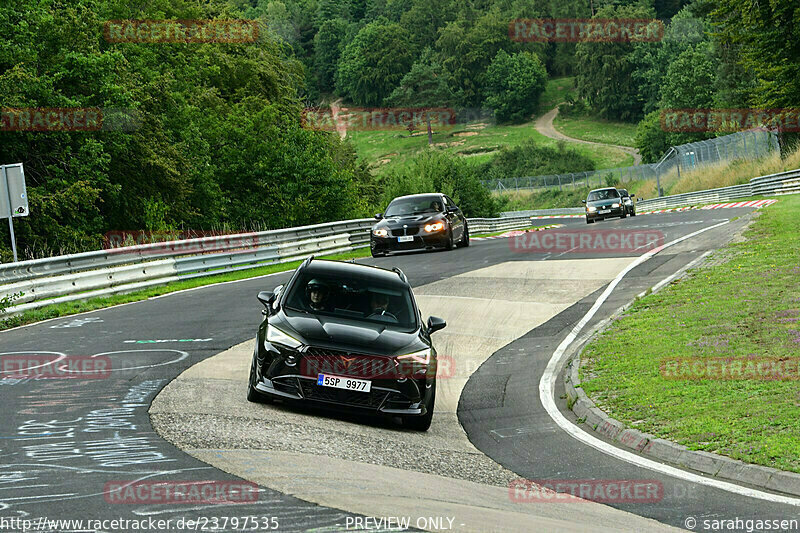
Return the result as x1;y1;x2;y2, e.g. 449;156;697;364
1;163;29;263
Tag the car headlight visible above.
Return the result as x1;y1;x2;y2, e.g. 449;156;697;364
612;203;620;208
397;348;431;364
587;206;597;212
373;228;388;237
424;222;445;233
266;325;302;349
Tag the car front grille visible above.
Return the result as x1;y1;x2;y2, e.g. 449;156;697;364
301;347;397;379
390;227;420;236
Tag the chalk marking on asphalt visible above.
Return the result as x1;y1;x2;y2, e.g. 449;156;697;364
540;219;800;506
0;351;67;375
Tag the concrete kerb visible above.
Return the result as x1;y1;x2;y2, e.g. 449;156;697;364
562;239;800;498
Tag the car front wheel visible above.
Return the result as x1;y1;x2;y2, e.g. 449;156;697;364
404;381;435;431
247;348;272;404
456;224;469;247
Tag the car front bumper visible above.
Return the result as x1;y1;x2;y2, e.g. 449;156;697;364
586;206;625;220
371;232;449;254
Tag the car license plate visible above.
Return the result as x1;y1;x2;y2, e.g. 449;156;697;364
397;235;414;242
598;209;611;214
317;374;371;393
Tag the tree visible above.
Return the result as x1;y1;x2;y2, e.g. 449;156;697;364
712;0;800;109
335;19;417;106
435;8;521;107
483;50;547;123
313;18;350;92
385;49;454;144
575;4;657;121
659;43;716;109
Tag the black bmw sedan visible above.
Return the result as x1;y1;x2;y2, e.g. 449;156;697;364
370;193;469;257
247;256;447;431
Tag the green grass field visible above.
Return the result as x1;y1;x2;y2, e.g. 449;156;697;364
579;196;800;472
346;124;633;177
552;113;638;147
538;76;576;112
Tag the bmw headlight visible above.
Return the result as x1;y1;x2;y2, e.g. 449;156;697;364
424;222;445;233
373;228;388;237
587;206;597;212
612;203;620;208
266;325;302;349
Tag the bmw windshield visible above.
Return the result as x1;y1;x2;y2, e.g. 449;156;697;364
384;196;443;217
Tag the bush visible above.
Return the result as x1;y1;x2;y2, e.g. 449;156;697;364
478;140;596;182
379;151;501;217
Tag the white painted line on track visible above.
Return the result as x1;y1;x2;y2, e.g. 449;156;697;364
539;220;800;506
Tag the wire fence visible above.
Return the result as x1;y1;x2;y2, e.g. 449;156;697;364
482;129;780;195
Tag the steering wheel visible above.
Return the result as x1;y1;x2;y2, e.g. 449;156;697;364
367;310;398;321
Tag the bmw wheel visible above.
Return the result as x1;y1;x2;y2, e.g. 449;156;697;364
456;224;470;247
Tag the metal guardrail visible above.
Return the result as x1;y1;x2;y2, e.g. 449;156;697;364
3;167;796;317
0;215;533;316
637;169;800;211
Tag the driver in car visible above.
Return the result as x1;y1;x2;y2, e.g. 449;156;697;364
367;292;397;321
430;200;442;212
306;279;331;311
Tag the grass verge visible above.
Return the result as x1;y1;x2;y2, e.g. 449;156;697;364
0;248;370;332
579;196;800;472
552;113;638;147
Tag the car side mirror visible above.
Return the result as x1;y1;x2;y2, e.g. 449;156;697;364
374;213;383;220
257;291;276;313
427;316;446;334
447;206;458;212
631;194;636;197
581;200;586;204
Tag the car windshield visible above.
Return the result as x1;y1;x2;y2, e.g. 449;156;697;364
384;196;443;217
284;271;418;330
587;189;620;201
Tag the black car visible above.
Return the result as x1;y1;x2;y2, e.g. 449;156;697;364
370;193;469;257
583;187;626;224
247;256;447;431
618;188;637;217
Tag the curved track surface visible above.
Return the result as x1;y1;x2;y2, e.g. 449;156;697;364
1;207;796;532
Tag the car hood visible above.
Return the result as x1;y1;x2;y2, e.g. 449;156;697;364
586;199;621;208
275;311;424;356
374;214;444;228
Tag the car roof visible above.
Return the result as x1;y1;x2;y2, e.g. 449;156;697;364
302;259;408;285
389;193;443;201
588;187;618;193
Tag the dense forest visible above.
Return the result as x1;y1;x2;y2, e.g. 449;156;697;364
0;0;797;259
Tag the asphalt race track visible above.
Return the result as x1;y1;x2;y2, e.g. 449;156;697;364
1;206;797;532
